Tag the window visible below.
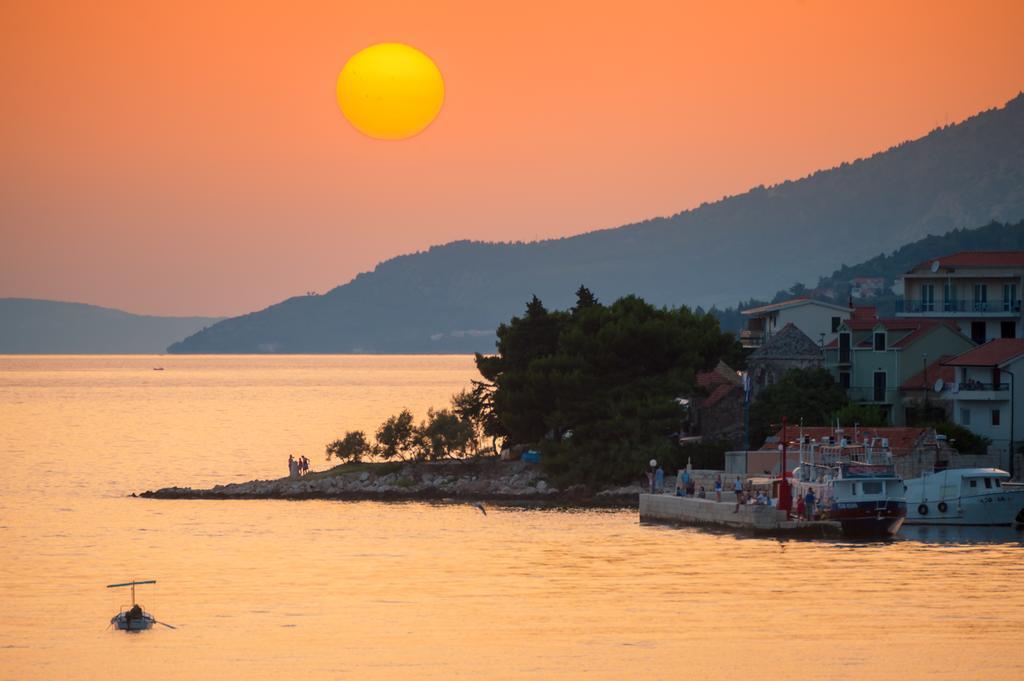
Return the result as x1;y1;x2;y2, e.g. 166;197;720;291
1004;283;1018;312
862;481;883;494
839;371;851;390
839;333;851;364
943;282;953;311
961;408;971;426
873;371;887;402
992;409;1000;426
974;283;988;311
971;321;986;344
1002;321;1016;339
984;478;992;489
995;479;1002;488
874;332;886;351
921;283;934;312
969;479;977;488
831;316;841;333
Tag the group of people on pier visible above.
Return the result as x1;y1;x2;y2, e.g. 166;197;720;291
287;454;310;478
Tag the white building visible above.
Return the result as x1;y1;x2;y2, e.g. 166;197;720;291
740;297;852;349
945;339;1024;473
897;251;1024;344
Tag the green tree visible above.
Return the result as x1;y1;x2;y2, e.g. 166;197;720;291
931;421;991;456
375;409;416;460
451;383;505;454
325;430;371;463
412;408;475;460
835;403;888;427
476;295;569;446
475;289;742;486
749;368;849;446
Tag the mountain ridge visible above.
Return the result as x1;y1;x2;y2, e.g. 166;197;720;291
0;298;223;354
170;92;1024;354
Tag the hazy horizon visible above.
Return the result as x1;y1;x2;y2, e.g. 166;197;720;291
3;1;1023;317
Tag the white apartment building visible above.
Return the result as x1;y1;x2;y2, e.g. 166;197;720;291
945;339;1024;473
740;298;852;349
897;251;1024;344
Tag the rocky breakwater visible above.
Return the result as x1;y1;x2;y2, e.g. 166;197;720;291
138;459;642;508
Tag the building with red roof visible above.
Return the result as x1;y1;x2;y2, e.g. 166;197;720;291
942;339;1024;473
680;362;744;448
896;250;1024;344
824;313;974;426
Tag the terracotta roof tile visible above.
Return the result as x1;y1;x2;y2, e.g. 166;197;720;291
900;356;956;390
837;318;961;347
944;339;1024;367
851;306;878;321
912;251;1024;271
701;383;738;408
696;361;741;393
761;426;930;457
889;320;960;348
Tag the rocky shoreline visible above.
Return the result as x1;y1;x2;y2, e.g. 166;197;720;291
137;459;642;508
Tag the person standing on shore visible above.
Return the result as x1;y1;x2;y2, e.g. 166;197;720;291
804;488;816;520
289;455;299;479
714;475;723;502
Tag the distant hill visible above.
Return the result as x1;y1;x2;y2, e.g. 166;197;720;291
0;299;223;354
170;93;1024;354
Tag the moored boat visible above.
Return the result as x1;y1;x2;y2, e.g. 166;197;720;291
790;430;907;537
904;468;1024;525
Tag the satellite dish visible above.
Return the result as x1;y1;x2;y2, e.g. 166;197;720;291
934;378;945;393
931;260;941;273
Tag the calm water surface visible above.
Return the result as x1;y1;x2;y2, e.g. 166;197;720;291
1;355;1022;680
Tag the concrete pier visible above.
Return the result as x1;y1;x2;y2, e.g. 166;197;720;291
639;493;842;537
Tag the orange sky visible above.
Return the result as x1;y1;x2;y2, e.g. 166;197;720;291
2;0;1022;316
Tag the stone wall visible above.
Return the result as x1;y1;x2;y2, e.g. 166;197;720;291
893;442;1007;480
639;493;785;530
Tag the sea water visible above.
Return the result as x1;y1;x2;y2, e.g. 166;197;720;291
1;356;1022;680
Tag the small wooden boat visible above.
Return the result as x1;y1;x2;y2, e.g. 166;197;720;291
108;580;158;631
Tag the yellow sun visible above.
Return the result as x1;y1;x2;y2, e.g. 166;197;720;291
336;43;445;140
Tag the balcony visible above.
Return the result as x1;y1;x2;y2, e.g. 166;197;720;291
954;381;1011;402
740;329;765;349
896;298;1021;316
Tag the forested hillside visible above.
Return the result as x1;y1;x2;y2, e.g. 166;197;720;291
170;93;1024;354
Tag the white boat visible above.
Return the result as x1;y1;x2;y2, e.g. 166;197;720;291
904;468;1024;526
108;580;158;631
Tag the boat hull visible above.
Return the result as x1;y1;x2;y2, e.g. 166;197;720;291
111;612;154;631
832;501;907;537
905;492;1024;526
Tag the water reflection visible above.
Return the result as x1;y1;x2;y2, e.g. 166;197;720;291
898;524;1024;545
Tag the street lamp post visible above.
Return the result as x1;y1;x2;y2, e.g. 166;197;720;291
922;353;928;413
1003;369;1015;479
777;416;792;513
